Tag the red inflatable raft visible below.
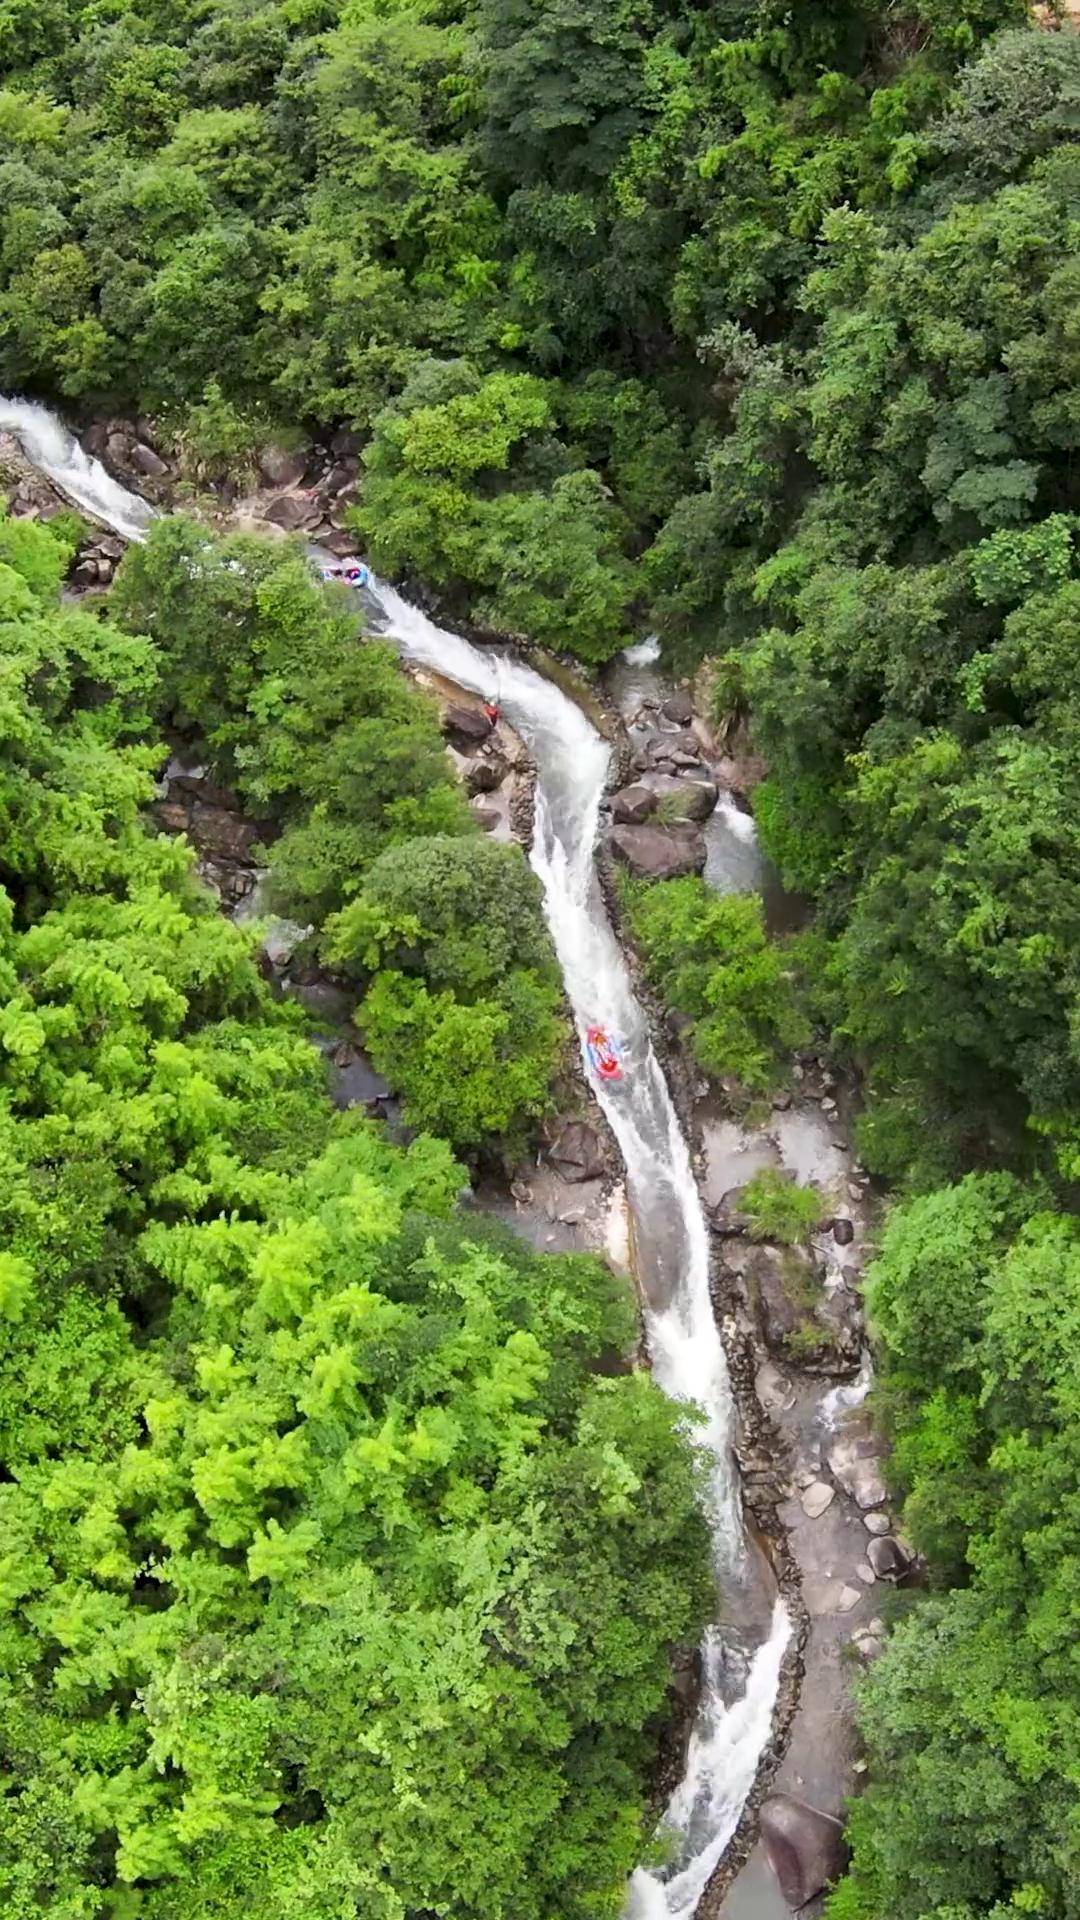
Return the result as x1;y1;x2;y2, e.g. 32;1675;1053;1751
586;1026;623;1083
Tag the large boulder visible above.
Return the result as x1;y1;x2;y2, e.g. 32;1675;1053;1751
866;1534;909;1581
609;824;706;880
188;802;261;864
611;784;656;825
264;493;311;532
662;691;694;725
324;459;359;495
547;1119;606;1183
131;442;169;479
105;430;134;470
642;772;718;824
331;427;363;459
324;528;359;557
465;753;508;795
760;1795;849;1909
330;1047;393;1113
827;1422;888;1511
443;704;494;751
744;1244;822;1361
259;444;309;488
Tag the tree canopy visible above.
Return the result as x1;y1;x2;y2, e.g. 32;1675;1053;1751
0;507;711;1918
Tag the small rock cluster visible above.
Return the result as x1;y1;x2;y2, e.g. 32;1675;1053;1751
154;751;266;908
259;429;361;551
85;418;174;496
71;532;125;588
605;686;723;879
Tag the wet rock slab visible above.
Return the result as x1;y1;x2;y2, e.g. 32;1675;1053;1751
759;1795;848;1910
609;822;707;879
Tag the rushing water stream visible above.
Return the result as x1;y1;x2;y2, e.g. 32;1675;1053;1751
0;395;790;1917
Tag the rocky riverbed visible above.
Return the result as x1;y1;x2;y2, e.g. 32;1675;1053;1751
598;650;899;1920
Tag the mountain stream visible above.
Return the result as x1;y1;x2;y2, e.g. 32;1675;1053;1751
0;395;791;1918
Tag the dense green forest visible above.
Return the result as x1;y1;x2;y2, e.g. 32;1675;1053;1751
3;0;1080;1914
0;509;710;1916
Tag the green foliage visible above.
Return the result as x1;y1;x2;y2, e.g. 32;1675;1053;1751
326;836;567;1149
0;506;713;1920
355;364;638;662
621;878;810;1092
741;1168;826;1243
5;4;1080;1906
834;1179;1080;1920
111;515;470;923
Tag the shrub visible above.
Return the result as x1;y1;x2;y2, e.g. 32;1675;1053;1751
622;877;810;1091
741;1168;826;1243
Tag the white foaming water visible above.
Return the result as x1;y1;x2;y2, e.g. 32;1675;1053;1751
623;633;662;667
0;396;155;541
627;1606;790;1920
374;582;791;1913
820;1352;873;1429
4;403;790;1914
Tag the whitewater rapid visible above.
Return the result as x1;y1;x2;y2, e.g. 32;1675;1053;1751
0;395;790;1915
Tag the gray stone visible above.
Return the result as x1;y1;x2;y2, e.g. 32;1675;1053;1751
331;1049;392;1112
465;753;508;795
851;1629;885;1662
661;691;694;725
259;444;308;488
547;1120;606;1183
443;703;494;750
799;1481;835;1520
263;493;311;532
863;1511;891;1535
324;528;358;557
856;1563;877;1585
755;1360;796;1414
836;1584;862;1613
744;1242;828;1363
643;772;718;823
131;442;169;479
760;1795;849;1910
608;823;706;880
611;784;656;825
827;1432;888;1511
867;1534;909;1581
832;1215;855;1246
262;917;312;970
188;802;260;863
324;459;359;494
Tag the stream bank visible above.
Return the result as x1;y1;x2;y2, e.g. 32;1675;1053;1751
598;653;900;1920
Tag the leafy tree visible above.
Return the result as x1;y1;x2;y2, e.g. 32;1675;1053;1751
111;515;470;921
740;1168;826;1243
326;836;567;1150
833;1182;1080;1920
621;878;810;1092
